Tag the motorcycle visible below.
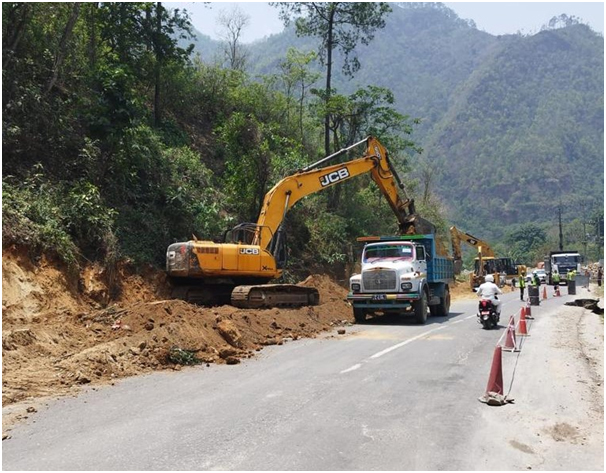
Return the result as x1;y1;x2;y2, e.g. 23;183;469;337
477;299;499;329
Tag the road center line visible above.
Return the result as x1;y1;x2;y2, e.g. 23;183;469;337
369;324;448;359
340;314;479;374
340;363;362;374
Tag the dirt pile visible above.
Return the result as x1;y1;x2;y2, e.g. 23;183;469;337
2;247;352;409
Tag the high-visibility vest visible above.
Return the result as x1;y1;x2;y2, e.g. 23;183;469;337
518;276;525;288
528;276;535;286
553;273;560;283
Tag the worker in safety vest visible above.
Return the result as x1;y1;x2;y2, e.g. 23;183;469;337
552;271;560;286
518;273;526;301
552;271;560;295
528;273;536;287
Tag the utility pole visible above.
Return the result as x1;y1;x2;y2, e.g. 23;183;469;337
558;203;563;251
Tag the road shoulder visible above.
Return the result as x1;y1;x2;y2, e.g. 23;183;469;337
469;287;604;470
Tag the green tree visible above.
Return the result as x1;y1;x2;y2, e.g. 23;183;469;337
278;47;320;142
505;223;550;266
273;2;391;155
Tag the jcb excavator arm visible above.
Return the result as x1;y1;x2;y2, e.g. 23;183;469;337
253;136;434;252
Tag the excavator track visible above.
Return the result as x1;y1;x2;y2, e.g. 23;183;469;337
170;281;234;306
230;284;320;309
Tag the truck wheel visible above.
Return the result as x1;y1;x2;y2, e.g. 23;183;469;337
437;287;451;317
414;291;428;324
353;308;367;323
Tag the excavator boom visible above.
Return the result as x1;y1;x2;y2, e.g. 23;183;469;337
253;136;433;250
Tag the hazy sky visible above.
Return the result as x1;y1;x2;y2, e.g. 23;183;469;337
169;2;604;43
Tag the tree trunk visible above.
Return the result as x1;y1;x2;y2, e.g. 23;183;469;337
154;2;162;127
46;2;81;95
4;3;31;59
324;5;335;156
299;84;305;143
87;3;98;70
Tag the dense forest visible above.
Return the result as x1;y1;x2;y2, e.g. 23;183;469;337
2;2;603;283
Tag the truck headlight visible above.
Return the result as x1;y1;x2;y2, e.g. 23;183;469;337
351;283;361;292
401;282;413;291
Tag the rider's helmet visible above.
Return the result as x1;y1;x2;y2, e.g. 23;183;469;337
484;274;494;283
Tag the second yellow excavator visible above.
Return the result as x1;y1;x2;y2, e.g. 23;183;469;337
449;226;520;290
166;136;435;308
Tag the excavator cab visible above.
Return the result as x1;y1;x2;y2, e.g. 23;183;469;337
224;222;288;270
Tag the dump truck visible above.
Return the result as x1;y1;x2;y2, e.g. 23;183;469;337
544;251;582;285
347;234;454;324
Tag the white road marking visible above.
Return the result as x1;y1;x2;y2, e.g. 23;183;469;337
369;324;448;359
340;363;362;374
340;313;479;374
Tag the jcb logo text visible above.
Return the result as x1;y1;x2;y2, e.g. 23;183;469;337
240;248;260;255
319;168;350;187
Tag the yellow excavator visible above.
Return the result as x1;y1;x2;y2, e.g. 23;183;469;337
166;136;435;308
449;226;519;290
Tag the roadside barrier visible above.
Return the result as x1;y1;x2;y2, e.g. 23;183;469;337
481;292;550;406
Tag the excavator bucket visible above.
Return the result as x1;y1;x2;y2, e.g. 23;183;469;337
400;215;436;235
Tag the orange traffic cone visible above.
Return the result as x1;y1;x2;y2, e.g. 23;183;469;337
543;286;548;300
525;301;533;319
517;308;529;336
479;345;513;405
502;315;518;352
555;285;561;297
485;345;504;394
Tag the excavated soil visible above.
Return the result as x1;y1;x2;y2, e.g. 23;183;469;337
2;245;473;434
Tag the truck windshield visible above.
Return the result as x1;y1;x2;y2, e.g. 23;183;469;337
363;244;413;262
554;255;580;264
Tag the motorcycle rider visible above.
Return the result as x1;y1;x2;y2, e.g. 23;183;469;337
476;274;503;318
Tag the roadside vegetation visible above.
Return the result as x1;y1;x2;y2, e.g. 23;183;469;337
2;2;602;280
2;2;444;281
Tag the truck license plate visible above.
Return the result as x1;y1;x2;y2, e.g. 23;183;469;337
372;294;387;301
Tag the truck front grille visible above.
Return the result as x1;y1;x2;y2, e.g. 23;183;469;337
362;270;397;291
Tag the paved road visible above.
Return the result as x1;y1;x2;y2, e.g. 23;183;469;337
1;289;566;470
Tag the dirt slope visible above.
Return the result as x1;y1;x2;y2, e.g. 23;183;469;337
3;246;352;401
